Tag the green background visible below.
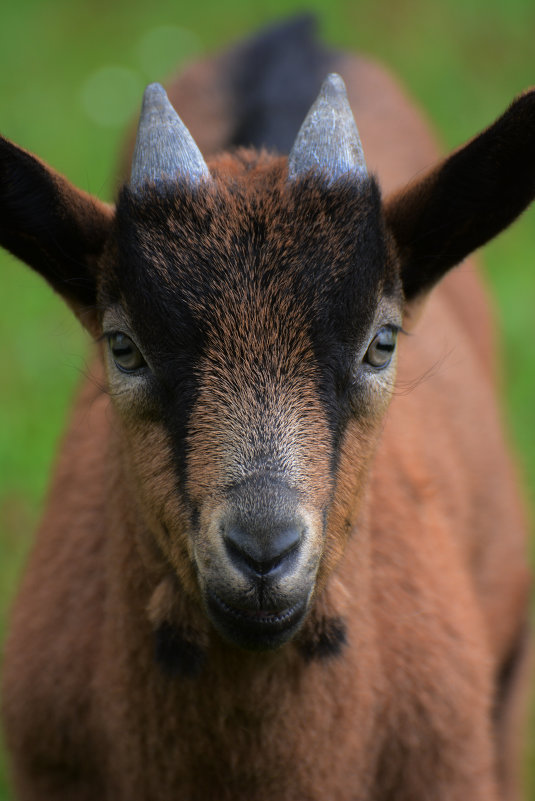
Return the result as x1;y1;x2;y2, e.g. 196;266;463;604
0;0;534;796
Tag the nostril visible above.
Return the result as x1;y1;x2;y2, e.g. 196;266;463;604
224;524;302;578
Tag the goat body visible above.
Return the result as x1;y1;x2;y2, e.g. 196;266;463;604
1;17;533;801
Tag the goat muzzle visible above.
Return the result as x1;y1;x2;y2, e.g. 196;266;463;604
194;476;322;649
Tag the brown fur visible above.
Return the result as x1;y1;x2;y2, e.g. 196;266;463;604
1;28;533;801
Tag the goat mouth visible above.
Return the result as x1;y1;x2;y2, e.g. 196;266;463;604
206;591;307;650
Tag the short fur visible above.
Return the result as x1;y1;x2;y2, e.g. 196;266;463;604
1;17;534;801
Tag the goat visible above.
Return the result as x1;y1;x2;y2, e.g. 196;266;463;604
1;16;534;801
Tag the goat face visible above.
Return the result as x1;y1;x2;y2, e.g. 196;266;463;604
3;75;533;650
99;159;401;650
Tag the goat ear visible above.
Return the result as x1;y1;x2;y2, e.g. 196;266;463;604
0;135;114;334
384;90;535;328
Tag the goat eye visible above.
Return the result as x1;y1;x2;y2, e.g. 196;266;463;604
364;326;397;369
108;332;146;373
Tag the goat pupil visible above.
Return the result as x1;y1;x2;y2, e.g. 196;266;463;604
109;333;144;372
365;327;397;368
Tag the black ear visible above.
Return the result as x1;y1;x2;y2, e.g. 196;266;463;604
385;90;535;317
0;135;114;329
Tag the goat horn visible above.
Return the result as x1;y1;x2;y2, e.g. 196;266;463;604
130;83;211;190
288;73;368;184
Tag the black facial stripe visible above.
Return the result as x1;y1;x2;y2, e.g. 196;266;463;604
108;188;208;506
307;180;391;473
163;358;205;509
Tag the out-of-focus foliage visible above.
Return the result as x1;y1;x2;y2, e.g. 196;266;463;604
0;1;533;797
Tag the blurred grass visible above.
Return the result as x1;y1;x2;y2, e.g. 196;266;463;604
0;0;534;798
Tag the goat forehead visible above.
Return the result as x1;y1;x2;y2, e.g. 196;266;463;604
104;170;398;501
110;168;394;359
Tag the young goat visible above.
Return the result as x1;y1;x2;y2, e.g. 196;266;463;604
1;18;534;801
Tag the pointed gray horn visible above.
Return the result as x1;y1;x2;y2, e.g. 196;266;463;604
288;73;368;185
130;83;211;190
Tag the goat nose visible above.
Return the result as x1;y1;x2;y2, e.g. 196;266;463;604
224;522;302;579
